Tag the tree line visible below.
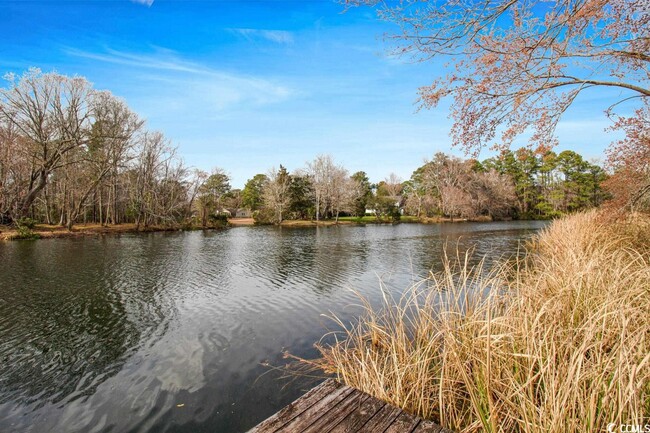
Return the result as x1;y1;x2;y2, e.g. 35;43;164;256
245;150;606;224
0;69;193;229
344;0;648;214
0;69;238;230
0;68;608;230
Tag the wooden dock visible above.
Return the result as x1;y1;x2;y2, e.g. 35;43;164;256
249;379;453;433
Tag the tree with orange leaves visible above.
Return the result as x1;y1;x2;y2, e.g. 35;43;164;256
344;0;648;207
605;103;650;210
344;0;649;152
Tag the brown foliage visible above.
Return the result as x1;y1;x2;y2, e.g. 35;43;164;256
345;0;649;155
604;101;650;211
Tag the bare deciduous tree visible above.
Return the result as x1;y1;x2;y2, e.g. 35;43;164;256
0;69;219;229
383;173;403;198
329;165;355;222
306;154;335;221
65;92;143;229
0;68;95;218
263;165;292;223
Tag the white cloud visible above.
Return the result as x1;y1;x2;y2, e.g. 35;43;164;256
130;0;154;6
63;46;292;116
63;47;206;74
228;28;294;44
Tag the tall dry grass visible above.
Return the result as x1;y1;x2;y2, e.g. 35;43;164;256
309;211;650;432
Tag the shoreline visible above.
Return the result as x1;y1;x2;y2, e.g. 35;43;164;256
0;223;224;241
1;216;538;241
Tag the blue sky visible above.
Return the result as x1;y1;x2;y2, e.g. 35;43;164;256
1;0;617;188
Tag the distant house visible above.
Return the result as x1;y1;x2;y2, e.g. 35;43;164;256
366;196;404;216
235;208;252;218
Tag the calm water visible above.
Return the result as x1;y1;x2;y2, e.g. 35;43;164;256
0;221;545;432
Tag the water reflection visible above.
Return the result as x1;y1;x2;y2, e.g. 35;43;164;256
0;221;545;432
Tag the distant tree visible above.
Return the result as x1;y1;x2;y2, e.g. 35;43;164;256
440;184;473;221
494;149;539;217
471;169;517;219
329;165;354;222
186;169;208;220
586;163;609;208
404;163;441;217
350;171;372;217
242;174;268;211
305;154;352;221
288;173;314;219
554;150;606;212
223;189;243;213
382;173;404;198
372;181;400;220
403;179;425;218
263;165;292;223
307;155;334;221
128;132;188;229
532;152;559;217
0;68;216;228
429;156;476;219
404;152;521;220
605;104;650;211
0;120;24;222
65;92;143;229
423;154;467;213
0;69;95;220
197;168;230;226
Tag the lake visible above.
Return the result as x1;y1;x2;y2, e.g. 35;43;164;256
0;221;545;432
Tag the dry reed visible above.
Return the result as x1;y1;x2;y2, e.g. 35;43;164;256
309;211;650;433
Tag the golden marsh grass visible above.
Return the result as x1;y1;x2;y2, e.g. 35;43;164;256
307;211;650;433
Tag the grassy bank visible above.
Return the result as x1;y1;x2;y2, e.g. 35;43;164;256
235;215;499;227
278;219;355;227
308;211;650;432
337;215;421;224
0;215;461;239
0;222;228;241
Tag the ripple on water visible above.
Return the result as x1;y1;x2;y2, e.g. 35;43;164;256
0;222;545;432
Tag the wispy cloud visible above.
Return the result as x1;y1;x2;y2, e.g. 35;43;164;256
228;28;294;44
130;0;154;6
64;46;207;74
63;46;292;114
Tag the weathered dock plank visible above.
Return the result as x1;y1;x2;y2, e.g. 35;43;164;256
249;379;454;433
279;385;357;432
383;411;421;433
356;404;402;432
328;391;385;433
249;379;344;433
302;389;368;433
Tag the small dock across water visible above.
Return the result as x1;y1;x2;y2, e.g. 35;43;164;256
249;379;453;433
